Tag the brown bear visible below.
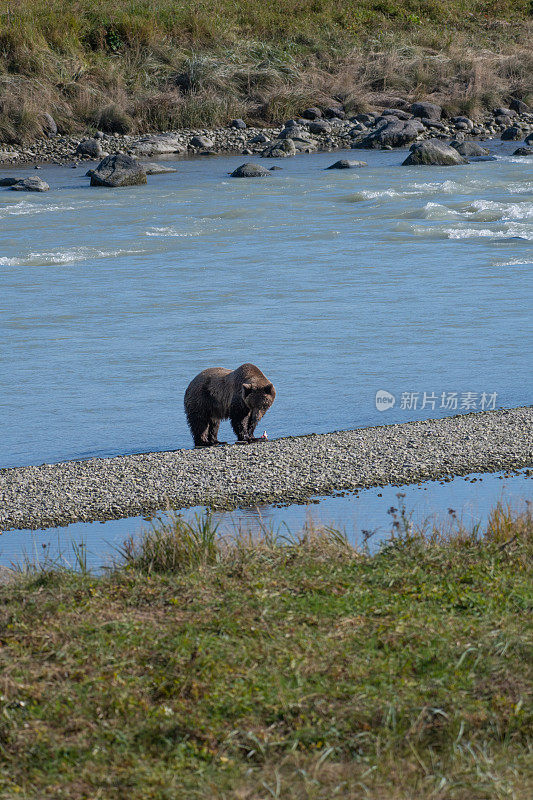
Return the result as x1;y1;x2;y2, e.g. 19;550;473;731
184;363;276;447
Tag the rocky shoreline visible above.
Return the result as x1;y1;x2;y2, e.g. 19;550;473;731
0;100;532;167
1;407;531;532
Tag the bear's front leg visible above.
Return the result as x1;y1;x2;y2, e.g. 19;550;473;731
230;409;252;443
245;408;265;442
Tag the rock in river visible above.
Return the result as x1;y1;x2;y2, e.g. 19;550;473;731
326;159;367;169
230;163;271;178
501;126;524;141
10;177;50;192
142;162;178;175
90;154;147;187
450;140;489;157
402;139;467;166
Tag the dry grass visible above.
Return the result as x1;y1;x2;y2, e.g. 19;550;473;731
0;2;531;141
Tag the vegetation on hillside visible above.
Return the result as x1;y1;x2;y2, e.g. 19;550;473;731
0;501;531;798
0;1;531;142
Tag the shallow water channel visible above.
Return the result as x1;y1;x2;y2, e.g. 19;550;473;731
0;469;531;570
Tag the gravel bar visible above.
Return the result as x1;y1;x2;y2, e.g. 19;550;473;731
1;407;531;531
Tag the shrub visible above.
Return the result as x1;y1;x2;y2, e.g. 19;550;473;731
97;103;133;133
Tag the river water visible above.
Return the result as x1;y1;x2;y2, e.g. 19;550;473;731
1;141;532;468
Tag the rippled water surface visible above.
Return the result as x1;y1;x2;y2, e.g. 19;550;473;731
1;141;532;467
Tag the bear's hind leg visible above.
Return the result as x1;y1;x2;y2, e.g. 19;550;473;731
187;414;212;448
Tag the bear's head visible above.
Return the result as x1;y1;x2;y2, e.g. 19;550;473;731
242;382;276;412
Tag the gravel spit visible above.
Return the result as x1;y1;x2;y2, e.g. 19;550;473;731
1;407;531;531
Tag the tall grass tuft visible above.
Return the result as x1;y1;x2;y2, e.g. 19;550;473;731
119;511;220;573
117;509;360;575
11;535;90;576
485;499;532;544
223;514;359;570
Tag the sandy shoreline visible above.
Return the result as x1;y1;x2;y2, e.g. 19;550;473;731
1;407;531;531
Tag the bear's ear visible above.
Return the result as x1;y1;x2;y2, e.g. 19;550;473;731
242;383;253;395
264;384;274;394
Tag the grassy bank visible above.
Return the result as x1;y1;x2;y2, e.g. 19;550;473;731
0;502;531;798
0;1;531;142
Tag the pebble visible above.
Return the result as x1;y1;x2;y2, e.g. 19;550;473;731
0;407;531;531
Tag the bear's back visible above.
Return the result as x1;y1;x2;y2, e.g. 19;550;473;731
232;363;270;386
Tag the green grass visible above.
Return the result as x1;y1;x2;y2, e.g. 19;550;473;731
1;1;530;56
0;1;531;141
0;501;531;798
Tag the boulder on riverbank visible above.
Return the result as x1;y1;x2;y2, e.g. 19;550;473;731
290;137;317;153
190;135;214;149
450;115;474;131
90;154;147;187
10;177;50;192
402;139;467;166
131;134;186;157
261;139;297;158
76;138;103;159
302;107;322;120
513;147;533;156
230;163;271;177
308;119;331;135
354;119;424;149
410;101;442;120
42;112;57;137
